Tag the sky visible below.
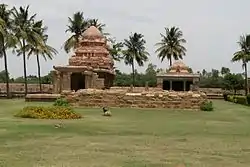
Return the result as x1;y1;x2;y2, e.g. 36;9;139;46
1;0;250;78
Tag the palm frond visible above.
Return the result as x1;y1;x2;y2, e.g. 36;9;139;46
63;35;77;53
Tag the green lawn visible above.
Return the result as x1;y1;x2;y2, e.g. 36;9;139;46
0;100;250;167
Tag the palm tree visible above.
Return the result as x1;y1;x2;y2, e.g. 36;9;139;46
88;18;109;36
123;33;149;86
0;4;17;98
155;26;186;66
12;5;43;95
26;20;58;92
107;37;123;61
232;35;250;96
63;12;89;53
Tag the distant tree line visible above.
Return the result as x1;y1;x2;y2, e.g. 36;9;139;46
0;65;245;95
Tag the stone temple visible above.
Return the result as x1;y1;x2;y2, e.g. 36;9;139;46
52;26;115;93
156;61;200;91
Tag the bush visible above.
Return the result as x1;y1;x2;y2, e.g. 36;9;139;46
223;93;228;101
200;100;214;111
227;95;234;102
15;106;82;119
227;95;247;105
53;98;69;107
247;94;250;105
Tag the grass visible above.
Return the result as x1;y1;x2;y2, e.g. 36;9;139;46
0;100;250;166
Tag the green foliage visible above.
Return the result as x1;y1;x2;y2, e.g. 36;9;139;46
247;94;250;104
114;63;157;87
155;26;186;66
223;92;229;101
223;73;244;93
123;32;149;86
15;106;82;119
53;98;70;107
200;100;214;111
199;69;225;88
227;95;247;105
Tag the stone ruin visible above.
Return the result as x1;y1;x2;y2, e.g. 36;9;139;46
61;89;207;110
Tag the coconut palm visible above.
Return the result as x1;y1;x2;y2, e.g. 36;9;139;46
12;5;44;95
0;4;17;98
232;35;250;96
155;26;186;66
25;20;58;92
107;37;123;61
88;18;109;36
123;33;149;86
63;12;89;53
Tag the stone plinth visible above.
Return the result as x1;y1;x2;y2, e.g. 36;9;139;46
62;89;207;110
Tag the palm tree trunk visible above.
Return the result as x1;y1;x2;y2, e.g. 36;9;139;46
22;39;28;96
132;60;135;87
244;63;248;96
36;54;42;93
3;49;10;98
169;57;172;67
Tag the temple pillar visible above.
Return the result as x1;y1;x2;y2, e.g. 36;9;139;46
52;71;58;93
52;71;63;93
170;80;173;91
183;80;186;91
92;73;98;88
62;72;71;91
157;78;163;89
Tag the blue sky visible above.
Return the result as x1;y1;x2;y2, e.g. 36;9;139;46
1;0;250;77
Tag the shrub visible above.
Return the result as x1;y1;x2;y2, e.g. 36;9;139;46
247;94;250;105
223;92;230;101
200;100;214;111
227;95;247;105
227;95;234;102
53;98;69;107
15;106;82;119
235;96;246;105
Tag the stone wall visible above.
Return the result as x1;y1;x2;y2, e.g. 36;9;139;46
62;89;207;109
0;83;53;93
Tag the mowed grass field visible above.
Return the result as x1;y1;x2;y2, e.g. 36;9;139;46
0;100;250;167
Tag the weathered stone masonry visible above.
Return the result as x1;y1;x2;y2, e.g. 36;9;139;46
62;89;207;109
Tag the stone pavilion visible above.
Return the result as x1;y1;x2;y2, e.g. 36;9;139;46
156;61;200;91
52;26;115;93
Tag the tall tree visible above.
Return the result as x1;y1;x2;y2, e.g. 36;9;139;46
123;33;149;86
12;5;43;95
221;67;230;76
26;20;58;92
64;12;89;53
155;27;186;66
0;4;17;98
232;35;250;96
223;73;244;95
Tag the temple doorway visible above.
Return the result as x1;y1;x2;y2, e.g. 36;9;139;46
163;80;170;90
71;73;85;91
186;81;193;91
172;81;184;91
